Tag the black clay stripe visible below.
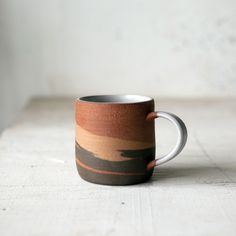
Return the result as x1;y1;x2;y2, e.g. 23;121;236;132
75;141;155;173
76;164;153;185
76;158;145;175
119;148;155;158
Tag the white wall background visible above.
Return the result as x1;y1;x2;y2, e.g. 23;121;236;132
40;0;236;97
1;0;236;130
0;0;39;131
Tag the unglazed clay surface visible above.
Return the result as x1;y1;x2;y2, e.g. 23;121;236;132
75;98;155;185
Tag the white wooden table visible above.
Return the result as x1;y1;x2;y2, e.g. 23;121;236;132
0;98;236;236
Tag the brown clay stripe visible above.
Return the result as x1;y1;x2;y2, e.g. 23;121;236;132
76;123;154;161
76;158;146;176
75;101;155;142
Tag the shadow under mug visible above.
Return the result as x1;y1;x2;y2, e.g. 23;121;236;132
75;95;187;185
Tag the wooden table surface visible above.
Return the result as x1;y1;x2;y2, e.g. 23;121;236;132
0;98;236;236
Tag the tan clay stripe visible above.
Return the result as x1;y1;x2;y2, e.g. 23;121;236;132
76;124;154;161
76;159;145;176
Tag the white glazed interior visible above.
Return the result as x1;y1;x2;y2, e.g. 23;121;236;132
78;95;153;104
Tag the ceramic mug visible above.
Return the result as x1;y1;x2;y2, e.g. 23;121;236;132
75;95;187;185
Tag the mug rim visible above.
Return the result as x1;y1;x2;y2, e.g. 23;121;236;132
77;94;153;104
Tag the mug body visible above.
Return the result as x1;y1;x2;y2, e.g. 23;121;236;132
75;95;155;185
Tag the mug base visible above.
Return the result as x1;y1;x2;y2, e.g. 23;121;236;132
76;164;154;186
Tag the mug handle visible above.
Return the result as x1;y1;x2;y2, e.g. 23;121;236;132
146;111;188;170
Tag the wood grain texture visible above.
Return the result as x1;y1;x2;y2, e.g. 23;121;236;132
0;97;236;235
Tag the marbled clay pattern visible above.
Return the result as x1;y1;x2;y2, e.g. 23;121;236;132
75;98;156;185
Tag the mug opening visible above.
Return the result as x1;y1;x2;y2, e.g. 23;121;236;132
78;95;153;104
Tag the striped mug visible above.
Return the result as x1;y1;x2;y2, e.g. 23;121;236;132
75;95;187;185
